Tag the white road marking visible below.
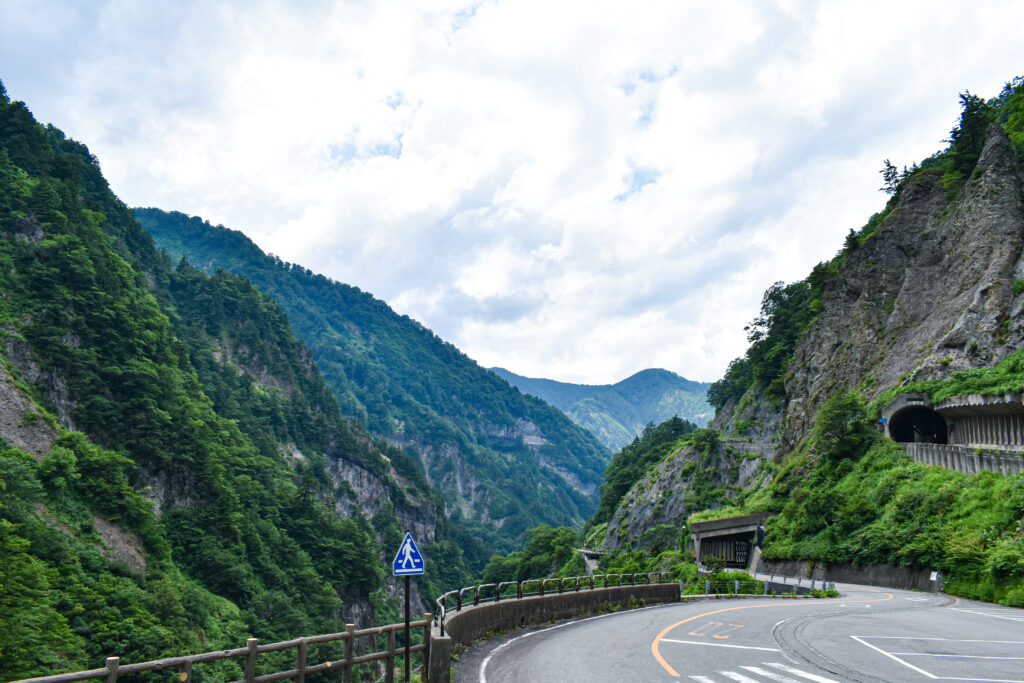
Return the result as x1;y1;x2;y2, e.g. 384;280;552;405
891;653;1024;661
688;663;841;683
951;608;1024;623
661;638;781;652
850;636;937;679
857;636;1024;644
739;665;803;682
851;635;1024;682
763;662;842;682
720;671;761;683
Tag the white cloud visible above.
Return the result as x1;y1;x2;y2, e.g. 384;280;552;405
2;0;1024;383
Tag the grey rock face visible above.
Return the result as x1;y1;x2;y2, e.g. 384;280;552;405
782;125;1024;450
0;360;59;458
602;439;767;550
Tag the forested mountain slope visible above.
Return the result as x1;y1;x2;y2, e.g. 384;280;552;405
593;81;1024;605
0;81;472;679
491;367;712;450
135;208;610;552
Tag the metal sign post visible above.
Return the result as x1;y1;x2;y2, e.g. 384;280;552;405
392;532;424;682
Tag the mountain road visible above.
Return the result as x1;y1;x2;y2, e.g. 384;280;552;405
454;583;1024;682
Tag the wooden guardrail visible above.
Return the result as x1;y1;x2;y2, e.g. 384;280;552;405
10;617;431;683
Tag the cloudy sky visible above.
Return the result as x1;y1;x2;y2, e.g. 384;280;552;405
2;1;1023;383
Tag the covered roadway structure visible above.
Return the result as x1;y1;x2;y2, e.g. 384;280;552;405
689;513;771;569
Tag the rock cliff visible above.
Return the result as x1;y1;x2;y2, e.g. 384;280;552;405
602;437;768;550
601;123;1024;552
782;125;1024;450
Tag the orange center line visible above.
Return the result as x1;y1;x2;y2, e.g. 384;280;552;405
650;590;895;677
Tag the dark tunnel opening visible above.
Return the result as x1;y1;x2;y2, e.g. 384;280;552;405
888;406;948;444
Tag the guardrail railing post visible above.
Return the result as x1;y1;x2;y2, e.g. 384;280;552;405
423;613;431;683
105;657;119;683
296;639;307;683
385;627;396;683
705;579;710;594
244;639;258;683
343;624;355;683
180;660;193;683
734;579;739;594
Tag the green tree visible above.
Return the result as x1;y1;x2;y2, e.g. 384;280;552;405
879;159;899;195
0;521;85;679
948;91;996;176
811;390;873;461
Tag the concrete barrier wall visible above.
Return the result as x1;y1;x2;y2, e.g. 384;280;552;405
761;559;942;592
902;442;1024;476
428;583;678;682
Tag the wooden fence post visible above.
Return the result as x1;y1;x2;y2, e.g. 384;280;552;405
343;624;355;683
421;613;431;683
244;638;258;683
385;628;395;683
105;657;119;683
296;638;307;683
179;661;193;683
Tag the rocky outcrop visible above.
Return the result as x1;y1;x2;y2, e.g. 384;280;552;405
782;125;1024;450
0;359;59;458
602;439;768;550
93;515;147;574
711;385;782;444
3;334;77;433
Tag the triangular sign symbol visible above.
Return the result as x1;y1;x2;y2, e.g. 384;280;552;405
392;532;425;576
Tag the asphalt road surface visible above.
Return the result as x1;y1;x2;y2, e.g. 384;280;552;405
454;583;1024;682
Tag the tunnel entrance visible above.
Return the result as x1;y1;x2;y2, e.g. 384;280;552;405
889;406;948;444
690;513;770;570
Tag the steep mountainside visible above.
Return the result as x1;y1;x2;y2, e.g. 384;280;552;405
135;208;610;551
601;435;768;551
0;82;472;679
491;367;713;450
780;124;1024;449
594;81;1024;605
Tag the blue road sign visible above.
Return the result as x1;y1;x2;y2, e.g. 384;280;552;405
392;532;425;576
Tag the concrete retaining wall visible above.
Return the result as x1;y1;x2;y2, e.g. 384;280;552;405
902;442;1024;476
428;583;678;682
762;559;942;592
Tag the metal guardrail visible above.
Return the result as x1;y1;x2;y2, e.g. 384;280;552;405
11;619;432;683
433;572;670;636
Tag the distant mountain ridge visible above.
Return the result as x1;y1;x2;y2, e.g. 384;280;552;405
490;367;713;451
136;208;610;553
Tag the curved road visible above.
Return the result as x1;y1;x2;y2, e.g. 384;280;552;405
454;583;1024;682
